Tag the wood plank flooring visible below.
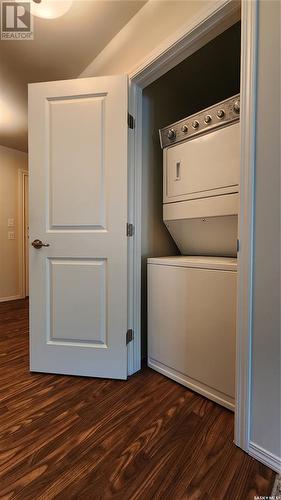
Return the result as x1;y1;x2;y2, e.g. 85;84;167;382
0;299;276;499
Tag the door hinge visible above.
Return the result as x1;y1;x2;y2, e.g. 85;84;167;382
128;113;135;129
126;329;134;345
126;223;134;237
237;239;240;252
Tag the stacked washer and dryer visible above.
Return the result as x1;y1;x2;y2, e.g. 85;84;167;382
147;95;240;411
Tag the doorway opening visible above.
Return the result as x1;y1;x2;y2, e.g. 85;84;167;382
140;21;241;361
129;0;257;454
0;150;28;304
19;169;29;299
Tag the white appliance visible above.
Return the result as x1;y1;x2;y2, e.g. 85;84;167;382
148;95;240;410
161;94;240;257
147;256;237;410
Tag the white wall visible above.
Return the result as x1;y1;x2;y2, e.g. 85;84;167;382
250;0;281;464
0;145;28;301
80;0;212;77
79;0;281;466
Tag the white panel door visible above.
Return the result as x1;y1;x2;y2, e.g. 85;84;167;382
28;76;128;379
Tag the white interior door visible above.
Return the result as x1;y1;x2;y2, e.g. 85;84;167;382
28;75;128;379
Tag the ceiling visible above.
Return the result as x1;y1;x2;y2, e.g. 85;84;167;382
0;0;147;152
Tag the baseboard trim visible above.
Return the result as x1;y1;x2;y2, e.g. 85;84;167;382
248;441;281;473
148;357;235;412
0;295;23;303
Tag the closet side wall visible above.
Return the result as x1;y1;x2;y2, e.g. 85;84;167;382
141;87;181;356
250;0;281;463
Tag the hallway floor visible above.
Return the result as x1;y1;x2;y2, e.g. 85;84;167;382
0;299;276;499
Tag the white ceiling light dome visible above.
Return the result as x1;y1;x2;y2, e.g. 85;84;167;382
31;0;73;20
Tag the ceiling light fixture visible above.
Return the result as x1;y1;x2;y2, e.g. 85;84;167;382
31;0;73;19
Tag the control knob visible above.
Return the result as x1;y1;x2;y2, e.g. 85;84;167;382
167;129;176;140
192;120;199;129
217;109;225;119
204;115;212;124
181;125;188;133
233;100;240;113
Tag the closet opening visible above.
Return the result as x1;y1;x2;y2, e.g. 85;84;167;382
140;20;241;411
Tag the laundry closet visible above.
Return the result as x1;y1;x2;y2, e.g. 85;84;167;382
141;22;241;411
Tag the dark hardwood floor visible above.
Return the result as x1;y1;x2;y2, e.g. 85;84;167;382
0;299;275;499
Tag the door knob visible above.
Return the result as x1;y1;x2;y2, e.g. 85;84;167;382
32;239;50;249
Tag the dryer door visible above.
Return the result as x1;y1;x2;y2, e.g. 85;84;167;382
163;122;240;204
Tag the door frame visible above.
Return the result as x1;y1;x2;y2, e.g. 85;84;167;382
127;0;258;455
18;169;29;298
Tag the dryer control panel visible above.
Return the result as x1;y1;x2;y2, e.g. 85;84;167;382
159;94;240;149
